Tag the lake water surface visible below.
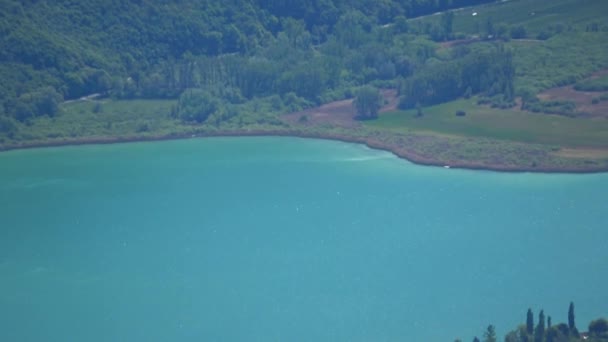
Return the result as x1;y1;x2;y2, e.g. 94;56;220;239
1;137;607;341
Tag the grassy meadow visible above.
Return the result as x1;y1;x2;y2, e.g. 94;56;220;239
367;98;608;148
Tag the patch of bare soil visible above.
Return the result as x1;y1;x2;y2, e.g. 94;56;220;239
282;89;398;128
538;70;608;118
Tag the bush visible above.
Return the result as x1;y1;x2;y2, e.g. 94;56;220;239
136;121;150;133
589;318;608;338
574;76;608;92
536;30;553;40
0;116;18;137
510;25;527;39
525;99;577;116
455;110;466;116
592;97;600;104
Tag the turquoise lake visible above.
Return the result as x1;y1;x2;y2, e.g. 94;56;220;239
1;137;607;341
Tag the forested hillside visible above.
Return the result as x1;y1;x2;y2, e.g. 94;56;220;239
0;0;499;126
2;0;608;171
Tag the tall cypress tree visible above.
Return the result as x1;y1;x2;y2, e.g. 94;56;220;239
548;316;552;328
568;302;579;337
526;309;534;335
534;310;545;342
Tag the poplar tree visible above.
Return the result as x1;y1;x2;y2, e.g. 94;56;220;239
526;309;534;335
568;302;579;337
534;310;545;342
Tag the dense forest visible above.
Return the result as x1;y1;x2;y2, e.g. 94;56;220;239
0;0;514;133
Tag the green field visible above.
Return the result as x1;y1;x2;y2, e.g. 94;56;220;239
8;99;180;143
367;98;608;148
414;0;608;35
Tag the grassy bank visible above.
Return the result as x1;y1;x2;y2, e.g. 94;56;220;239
367;98;608;148
2;97;608;173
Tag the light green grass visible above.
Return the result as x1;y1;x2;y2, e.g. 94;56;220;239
366;98;608;148
15;99;181;141
415;0;608;35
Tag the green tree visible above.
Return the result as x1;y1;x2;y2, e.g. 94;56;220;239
546;325;568;342
353;85;382;120
510;25;527;39
568;302;579;337
0;116;18;138
440;11;454;40
526;309;534;335
177;89;220;123
588;318;608;338
393;15;409;34
534;310;545;342
483;325;497;342
485;17;495;37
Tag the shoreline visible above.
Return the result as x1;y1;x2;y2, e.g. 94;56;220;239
1;130;608;174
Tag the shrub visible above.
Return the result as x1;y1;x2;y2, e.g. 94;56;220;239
136;121;150;132
455;110;466;116
510;25;527;39
589;318;608;338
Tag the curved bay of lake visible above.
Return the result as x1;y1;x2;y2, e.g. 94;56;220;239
1;137;607;341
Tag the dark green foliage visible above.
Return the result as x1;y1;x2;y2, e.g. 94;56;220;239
534;310;545;342
354;86;382;120
510;25;527;39
524;99;577;116
503;304;608;342
536;30;554;40
505;325;528;342
398;44;515;109
176;89;220;124
9;86;63;122
589;318;608;338
546;324;568;342
574;76;608;92
527;309;535;335
0;116;18;137
473;337;480;342
456;110;466;116
569;302;579;337
483;325;497;342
